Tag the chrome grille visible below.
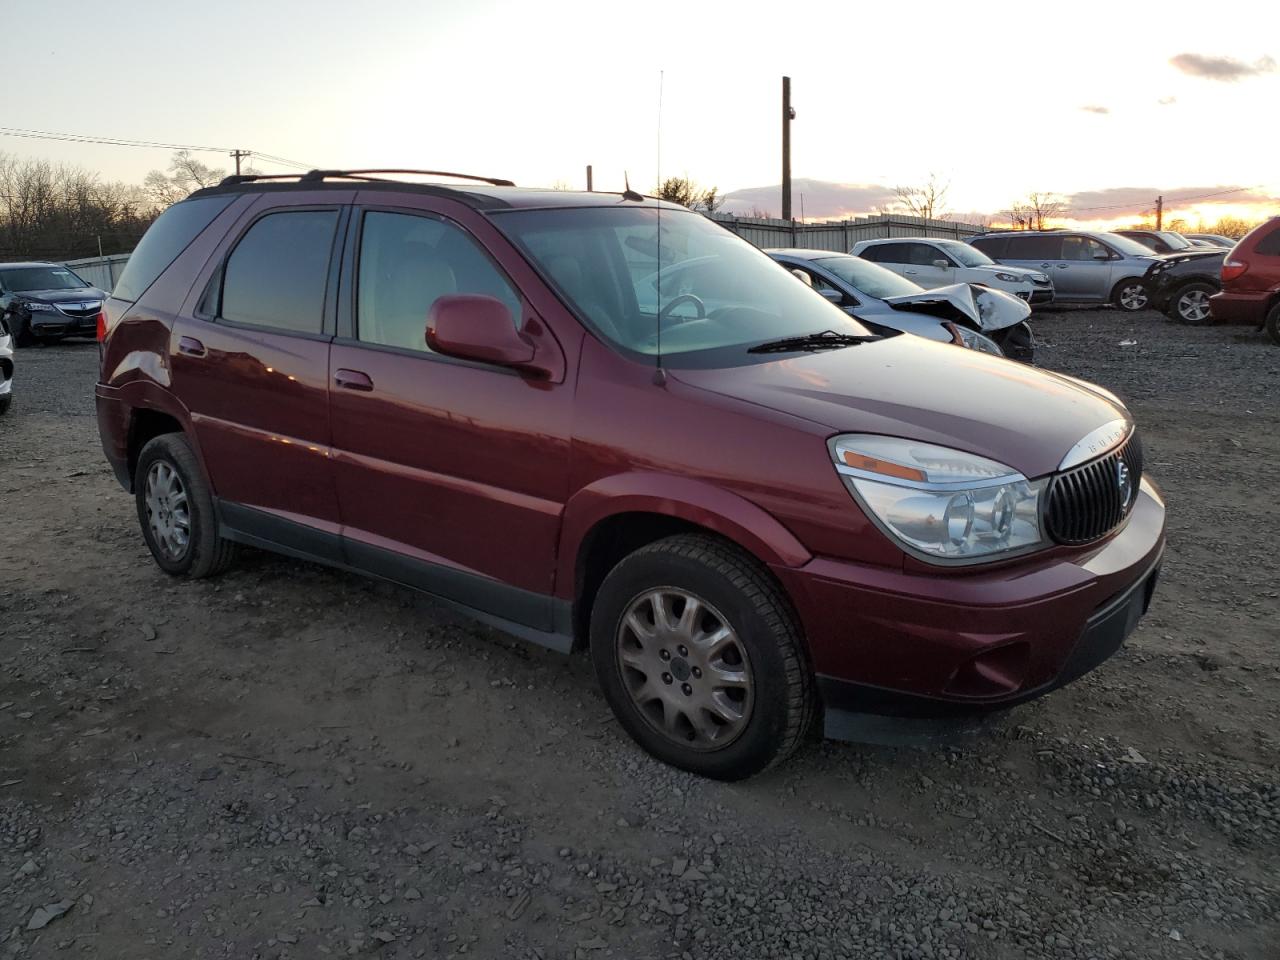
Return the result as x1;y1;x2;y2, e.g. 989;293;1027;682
54;300;102;319
1045;432;1143;545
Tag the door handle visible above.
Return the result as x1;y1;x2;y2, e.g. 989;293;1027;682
1040;263;1051;269
1057;264;1069;269
334;368;374;392
177;336;206;357
903;269;918;275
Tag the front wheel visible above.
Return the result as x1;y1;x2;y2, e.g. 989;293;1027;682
1168;282;1216;325
134;433;236;578
1111;280;1150;312
590;535;815;780
1266;302;1280;346
992;322;1035;363
8;314;34;348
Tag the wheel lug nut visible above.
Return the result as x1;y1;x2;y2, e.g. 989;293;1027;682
677;645;688;657
681;683;692;696
659;649;671;661
662;672;673;685
691;667;702;679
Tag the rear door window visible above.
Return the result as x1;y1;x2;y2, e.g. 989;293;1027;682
970;236;1008;258
861;243;909;264
113;195;235;302
356;211;521;353
220;210;339;334
1006;235;1063;260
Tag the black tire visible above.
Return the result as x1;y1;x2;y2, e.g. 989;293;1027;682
993;321;1035;363
9;314;34;348
1266;302;1280;346
134;433;236;578
1111;279;1149;312
1167;281;1216;325
0;393;10;416
590;534;815;780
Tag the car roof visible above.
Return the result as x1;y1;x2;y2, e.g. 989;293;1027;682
0;261;67;269
853;236;943;245
189;175;687;213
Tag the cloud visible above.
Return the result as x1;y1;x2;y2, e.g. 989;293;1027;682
1157;96;1177;105
721;178;897;220
1169;52;1276;82
1065;184;1276;218
1080;105;1110;114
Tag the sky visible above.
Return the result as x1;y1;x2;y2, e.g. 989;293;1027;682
4;0;1278;229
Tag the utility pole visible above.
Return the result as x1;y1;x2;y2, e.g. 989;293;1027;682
781;76;794;221
230;149;251;176
586;165;593;192
1155;195;1163;230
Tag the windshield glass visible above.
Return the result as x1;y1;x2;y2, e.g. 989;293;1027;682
811;255;923;299
0;265;90;292
1156;231;1193;250
934;241;993;268
493;207;870;362
1099;233;1158;257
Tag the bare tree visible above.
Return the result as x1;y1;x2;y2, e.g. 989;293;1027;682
653;176;724;212
1002;191;1065;230
143;150;229;209
746;205;773;219
891;173;950;221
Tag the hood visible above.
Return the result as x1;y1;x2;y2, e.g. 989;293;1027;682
16;288;106;304
671;334;1126;479
882;282;1031;331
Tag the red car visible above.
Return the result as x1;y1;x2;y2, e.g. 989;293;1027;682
1210;216;1280;343
96;170;1165;780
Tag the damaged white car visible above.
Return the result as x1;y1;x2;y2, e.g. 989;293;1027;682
767;249;1035;362
0;314;13;415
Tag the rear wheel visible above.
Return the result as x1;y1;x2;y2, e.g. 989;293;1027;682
1266;302;1280;346
1168;282;1215;325
590;534;814;780
135;433;236;578
1111;279;1149;312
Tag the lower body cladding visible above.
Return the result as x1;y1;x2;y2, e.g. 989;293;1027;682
774;480;1165;745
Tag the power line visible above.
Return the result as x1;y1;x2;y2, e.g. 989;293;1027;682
0;126;313;171
1068;185;1262;214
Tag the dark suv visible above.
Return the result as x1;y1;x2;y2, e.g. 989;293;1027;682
0;261;106;345
1210;217;1280;343
96;170;1166;780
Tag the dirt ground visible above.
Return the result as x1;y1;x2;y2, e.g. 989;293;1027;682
1;308;1277;960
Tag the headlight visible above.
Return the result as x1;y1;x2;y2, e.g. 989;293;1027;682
829;435;1047;562
994;272;1023;283
955;326;1004;356
23;301;54;312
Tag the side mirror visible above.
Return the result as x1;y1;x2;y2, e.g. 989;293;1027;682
932;259;951;269
427;294;543;374
818;287;845;305
790;268;813;286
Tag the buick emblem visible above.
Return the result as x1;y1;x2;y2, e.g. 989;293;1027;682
1116;459;1133;507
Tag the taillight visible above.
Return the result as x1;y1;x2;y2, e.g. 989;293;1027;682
95;310;107;341
1222;259;1249;282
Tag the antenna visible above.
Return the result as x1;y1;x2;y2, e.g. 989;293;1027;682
653;69;666;386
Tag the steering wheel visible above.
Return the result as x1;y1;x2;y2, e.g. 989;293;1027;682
658;293;706;322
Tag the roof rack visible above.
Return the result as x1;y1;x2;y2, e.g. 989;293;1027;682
218;168;516;188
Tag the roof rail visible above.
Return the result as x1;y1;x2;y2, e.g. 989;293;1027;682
217;169;516;189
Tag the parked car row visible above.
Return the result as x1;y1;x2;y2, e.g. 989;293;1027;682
93;170;1165;779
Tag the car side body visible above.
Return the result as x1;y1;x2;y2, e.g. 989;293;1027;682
850;237;1053;306
968;231;1161;312
1209;216;1280;343
96;175;1166;778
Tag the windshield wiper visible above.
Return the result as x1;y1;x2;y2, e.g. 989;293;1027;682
747;330;879;354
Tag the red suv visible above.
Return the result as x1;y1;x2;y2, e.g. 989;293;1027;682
1210;216;1280;343
96;171;1166;780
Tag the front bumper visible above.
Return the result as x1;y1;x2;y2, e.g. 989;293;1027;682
1209;289;1269;326
774;480;1166;740
1024;286;1054;306
30;312;98;338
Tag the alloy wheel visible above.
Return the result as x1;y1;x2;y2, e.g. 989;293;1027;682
144;460;191;562
1118;285;1149;311
1176;289;1211;323
615;588;754;751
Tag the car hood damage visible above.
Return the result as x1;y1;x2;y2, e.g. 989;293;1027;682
882;283;1031;332
672;334;1127;479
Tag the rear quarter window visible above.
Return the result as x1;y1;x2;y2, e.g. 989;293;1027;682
970;236;1007;258
113;195;235;303
1255;228;1280;256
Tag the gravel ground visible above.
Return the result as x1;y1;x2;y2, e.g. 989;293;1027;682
1;310;1277;960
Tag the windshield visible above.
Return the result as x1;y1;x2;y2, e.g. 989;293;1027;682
0;265;90;292
493;206;869;362
811;255;923;299
1099;233;1158;257
1155;231;1193;250
934;241;993;268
